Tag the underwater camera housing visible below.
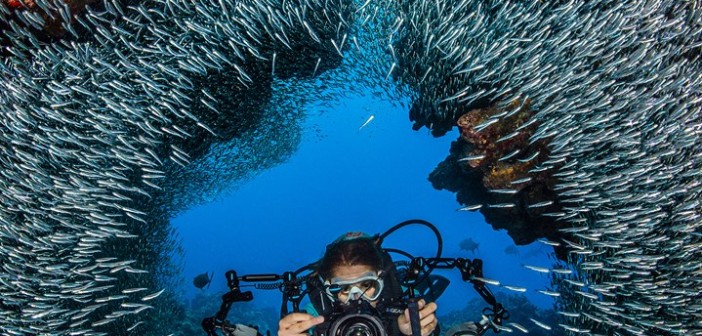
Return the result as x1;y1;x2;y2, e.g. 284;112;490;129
202;219;509;336
314;298;388;336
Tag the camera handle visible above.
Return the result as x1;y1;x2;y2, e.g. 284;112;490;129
406;298;423;336
402;258;508;336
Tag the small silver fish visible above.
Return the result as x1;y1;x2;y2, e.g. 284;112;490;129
141;288;166;301
502;285;527;293
508;322;528;333
523;264;550;273
457;204;482;211
359;115;375;130
530;318;552;331
487;203;516;209
457;154;486;162
537;290;561;297
528;201;554;208
472;277;500;286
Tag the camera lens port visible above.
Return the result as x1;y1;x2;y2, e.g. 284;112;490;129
329;313;387;336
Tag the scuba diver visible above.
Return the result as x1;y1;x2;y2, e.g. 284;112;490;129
202;220;508;336
277;232;439;336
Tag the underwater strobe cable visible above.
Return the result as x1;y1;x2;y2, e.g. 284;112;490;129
378;219;444;258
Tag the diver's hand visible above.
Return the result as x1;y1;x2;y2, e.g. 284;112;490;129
397;299;438;336
278;313;324;336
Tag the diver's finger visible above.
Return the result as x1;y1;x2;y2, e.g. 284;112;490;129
404;299;429;320
420;302;438;316
279;313;317;331
279;332;307;336
421;321;438;336
279;320;312;336
420;318;438;336
283;313;317;323
419;313;436;327
288;316;325;333
405;301;437;321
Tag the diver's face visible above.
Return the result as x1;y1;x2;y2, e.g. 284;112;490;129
331;264;379;307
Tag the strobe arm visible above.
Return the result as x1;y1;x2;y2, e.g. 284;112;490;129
202;271;254;336
281;271;308;316
402;258;509;335
458;259;509;335
202;270;311;335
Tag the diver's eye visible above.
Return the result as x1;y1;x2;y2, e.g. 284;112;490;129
358;281;373;290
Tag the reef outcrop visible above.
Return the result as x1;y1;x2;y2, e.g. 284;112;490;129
429;100;568;258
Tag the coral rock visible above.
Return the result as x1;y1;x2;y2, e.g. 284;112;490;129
430;99;570;259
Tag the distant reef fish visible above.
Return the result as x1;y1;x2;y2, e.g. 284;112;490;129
503;245;520;256
193;272;213;289
459;238;480;254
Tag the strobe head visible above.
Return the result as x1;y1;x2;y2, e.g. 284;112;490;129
328;313;387;336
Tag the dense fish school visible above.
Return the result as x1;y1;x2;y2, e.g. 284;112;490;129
392;1;701;335
1;0;353;334
1;0;701;336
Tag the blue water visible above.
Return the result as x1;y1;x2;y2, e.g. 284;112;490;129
172;89;555;325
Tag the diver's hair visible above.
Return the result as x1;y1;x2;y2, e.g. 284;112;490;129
318;237;384;280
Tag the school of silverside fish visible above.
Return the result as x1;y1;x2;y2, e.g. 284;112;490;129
0;0;355;334
388;1;701;335
0;1;701;336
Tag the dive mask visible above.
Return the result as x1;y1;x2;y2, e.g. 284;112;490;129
324;271;384;304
